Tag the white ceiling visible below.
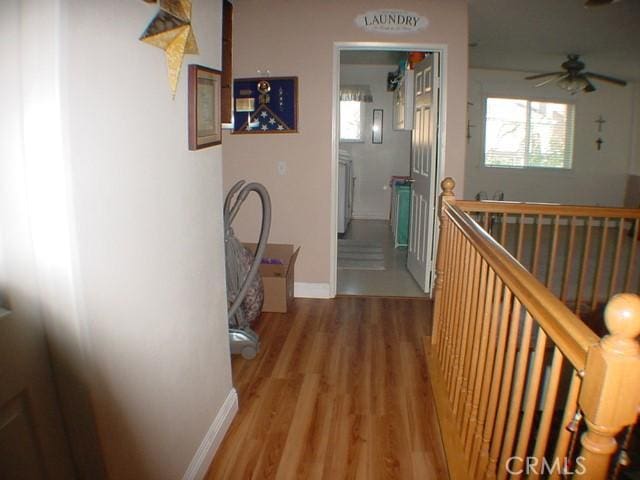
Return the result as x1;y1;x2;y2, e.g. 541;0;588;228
469;0;640;81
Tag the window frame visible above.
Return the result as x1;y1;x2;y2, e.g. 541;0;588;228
339;100;366;143
482;95;576;172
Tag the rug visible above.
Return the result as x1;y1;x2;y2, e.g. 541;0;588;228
337;239;385;270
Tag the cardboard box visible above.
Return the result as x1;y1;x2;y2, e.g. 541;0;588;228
244;243;300;313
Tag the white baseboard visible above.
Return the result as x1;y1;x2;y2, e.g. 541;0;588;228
182;388;238;480
294;282;332;298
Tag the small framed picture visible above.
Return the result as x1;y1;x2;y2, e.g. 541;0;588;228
188;65;222;150
372;109;383;144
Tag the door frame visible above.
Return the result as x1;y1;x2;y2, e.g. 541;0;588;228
330;42;448;297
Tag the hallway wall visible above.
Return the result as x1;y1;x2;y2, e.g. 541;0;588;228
2;1;234;478
222;0;468;289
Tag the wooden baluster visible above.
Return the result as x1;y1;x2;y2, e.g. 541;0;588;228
561;216;577;303
445;229;466;379
624;219;639;292
441;228;460;369
497;311;534;480
500;212;508;248
576;293;640;479
549;373;582;480
446;235;469;393
432;178;456;350
528;346;564;479
439;223;458;365
443;232;468;393
516;214;525;263
444;231;463;383
465;261;493;456
608;218;625;299
463;258;489;456
437;218;455;360
448;238;472;396
456;249;482;419
433;230;448;359
576;217;594;315
477;285;513;477
452;240;477;410
512;327;548;476
486;296;523;479
591;218;609;311
531;215;544;278
471;275;503;475
546;215;560;292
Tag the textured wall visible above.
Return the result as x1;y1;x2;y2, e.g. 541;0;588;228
2;0;234;478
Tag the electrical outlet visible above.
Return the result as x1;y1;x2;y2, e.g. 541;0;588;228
277;161;287;176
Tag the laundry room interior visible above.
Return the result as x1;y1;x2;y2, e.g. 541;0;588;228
337;49;436;298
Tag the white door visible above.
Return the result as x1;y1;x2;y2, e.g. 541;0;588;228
407;53;440;292
0;307;76;479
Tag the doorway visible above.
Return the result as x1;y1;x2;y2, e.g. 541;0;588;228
331;43;445;298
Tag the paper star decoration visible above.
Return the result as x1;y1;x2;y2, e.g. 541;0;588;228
140;0;198;96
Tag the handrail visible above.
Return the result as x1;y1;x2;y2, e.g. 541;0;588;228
429;178;640;480
444;200;600;370
457;199;640;219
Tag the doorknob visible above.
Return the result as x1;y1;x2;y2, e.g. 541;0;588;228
406;178;416;183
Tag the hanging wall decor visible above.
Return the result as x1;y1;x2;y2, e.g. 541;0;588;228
595;114;606;151
188;65;221;150
354;10;428;34
232;77;298;134
140;0;198;96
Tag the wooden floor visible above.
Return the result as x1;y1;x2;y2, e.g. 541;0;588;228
206;297;448;479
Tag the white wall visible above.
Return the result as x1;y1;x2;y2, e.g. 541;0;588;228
340;64;412;220
2;1;234;479
629;82;640;176
465;68;635;206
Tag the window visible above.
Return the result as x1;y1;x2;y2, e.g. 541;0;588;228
339;101;364;142
484;97;575;169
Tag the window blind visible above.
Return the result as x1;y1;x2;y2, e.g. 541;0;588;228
484;98;575;169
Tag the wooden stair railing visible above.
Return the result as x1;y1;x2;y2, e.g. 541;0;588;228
427;178;640;480
454;198;640;322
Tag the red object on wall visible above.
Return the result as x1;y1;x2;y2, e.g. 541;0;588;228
408;52;426;69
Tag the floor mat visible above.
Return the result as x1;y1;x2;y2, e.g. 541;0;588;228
338;239;385;270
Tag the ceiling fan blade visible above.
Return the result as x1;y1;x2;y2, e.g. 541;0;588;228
583;77;597;93
535;73;568;88
525;72;564;80
584;0;620;6
584;72;627;86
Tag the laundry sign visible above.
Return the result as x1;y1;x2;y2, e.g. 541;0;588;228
354;10;427;34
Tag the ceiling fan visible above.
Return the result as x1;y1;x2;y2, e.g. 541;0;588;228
525;54;627;93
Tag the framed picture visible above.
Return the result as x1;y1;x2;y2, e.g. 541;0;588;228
232;76;298;134
372;109;383;144
188;65;222;150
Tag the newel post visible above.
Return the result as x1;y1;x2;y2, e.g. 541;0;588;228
431;177;456;347
576;293;640;479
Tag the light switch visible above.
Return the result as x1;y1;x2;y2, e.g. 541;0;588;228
277;161;287;176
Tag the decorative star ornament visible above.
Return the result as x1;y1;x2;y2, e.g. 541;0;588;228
140;0;198;96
